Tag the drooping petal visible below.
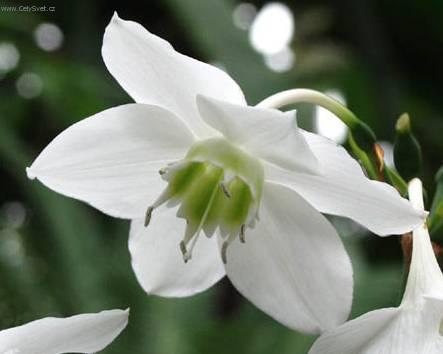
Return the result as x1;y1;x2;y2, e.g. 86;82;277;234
265;130;425;236
403;219;443;302
224;182;353;334
403;178;443;302
0;309;129;354
196;95;319;174
129;207;226;297
309;297;443;354
102;13;246;138
27;104;194;219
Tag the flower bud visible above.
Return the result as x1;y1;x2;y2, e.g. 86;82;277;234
393;113;422;181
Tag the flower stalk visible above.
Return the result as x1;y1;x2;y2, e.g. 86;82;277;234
257;89;378;178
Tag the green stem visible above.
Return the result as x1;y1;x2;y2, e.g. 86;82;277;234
348;134;378;180
384;166;408;196
257;89;360;127
258;89;378;178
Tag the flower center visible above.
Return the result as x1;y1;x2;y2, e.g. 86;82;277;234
145;138;264;263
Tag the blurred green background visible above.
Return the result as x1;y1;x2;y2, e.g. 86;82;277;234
0;0;442;353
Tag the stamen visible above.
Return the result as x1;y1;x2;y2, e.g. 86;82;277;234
179;241;190;263
221;242;229;264
158;168;167;175
221;233;237;264
239;224;246;243
179;221;200;263
185;231;202;262
179;227;203;263
179;168;224;263
144;206;154;227
220;182;231;198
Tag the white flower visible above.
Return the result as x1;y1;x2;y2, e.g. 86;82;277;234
309;178;443;354
26;14;424;334
0;309;128;354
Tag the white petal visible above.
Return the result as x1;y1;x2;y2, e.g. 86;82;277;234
0;309;128;354
102;13;246;138
224;182;353;334
308;308;400;354
403;222;443;302
403;178;443;302
27;104;194;219
265;130;425;236
309;298;443;354
129;207;226;297
196;95;319;174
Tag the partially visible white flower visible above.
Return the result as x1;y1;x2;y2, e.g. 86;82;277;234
309;178;443;354
0;309;128;354
26;13;424;335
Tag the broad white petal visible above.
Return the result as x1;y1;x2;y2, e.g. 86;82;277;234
224;182;353;334
129;207;226;297
0;309;128;354
102;13;246;138
266;130;424;236
196;95;319;174
309;298;443;354
27;104;194;219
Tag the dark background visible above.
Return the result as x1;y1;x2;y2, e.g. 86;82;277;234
0;0;442;353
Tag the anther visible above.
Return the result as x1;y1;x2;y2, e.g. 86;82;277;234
220;182;231;198
158;168;167;175
239;224;246;243
221;233;237;264
144;206;154;227
221;241;229;264
179;241;189;263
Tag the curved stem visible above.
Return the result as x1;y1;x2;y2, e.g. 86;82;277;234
258;89;378;179
348;135;378;180
257;89;360;127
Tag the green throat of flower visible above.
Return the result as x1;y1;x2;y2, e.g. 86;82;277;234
145;138;264;264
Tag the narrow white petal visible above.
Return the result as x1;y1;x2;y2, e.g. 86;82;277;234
408;178;425;211
129;208;226;297
27;104;194;219
403;179;443;302
224;182;353;334
0;309;128;354
196;95;319;174
102;13;246;138
266;130;424;235
403;222;443;302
